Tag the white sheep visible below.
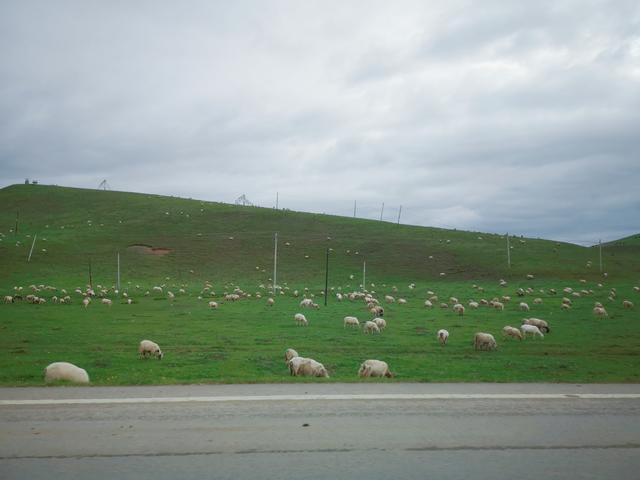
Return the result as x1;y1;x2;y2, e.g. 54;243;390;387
138;339;164;359
521;324;544;338
519;302;530;311
363;321;380;334
44;362;89;384
284;348;299;364
208;301;218;309
344;316;360;328
373;317;386;331
468;301;479;309
502;326;523;340
533;298;543;305
288;357;329;377
82;297;90;308
4;295;13;303
294;313;308;326
358;359;393;378
523;318;550;333
453;304;465;316
299;298;314;308
384;295;395;303
397;298;407;305
474;332;497;351
623;300;634;309
266;297;275;306
493;301;504;311
370;305;384;317
437;329;449;346
424;300;433;308
593;306;608;318
101;298;112;307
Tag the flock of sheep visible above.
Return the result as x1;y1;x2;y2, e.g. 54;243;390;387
4;277;638;384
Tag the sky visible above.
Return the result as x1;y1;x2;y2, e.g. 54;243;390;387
1;1;639;245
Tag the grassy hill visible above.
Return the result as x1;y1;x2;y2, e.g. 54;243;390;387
1;184;638;289
0;184;639;386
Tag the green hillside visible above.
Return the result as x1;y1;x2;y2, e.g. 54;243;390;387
1;184;639;386
1;184;637;288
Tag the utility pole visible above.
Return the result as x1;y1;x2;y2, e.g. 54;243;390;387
324;247;329;306
599;239;603;273
353;200;357;218
273;233;278;295
506;233;511;268
380;202;384;221
362;260;366;291
397;205;402;225
27;234;37;262
276;192;279;210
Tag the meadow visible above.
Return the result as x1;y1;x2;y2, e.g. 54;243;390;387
0;184;639;385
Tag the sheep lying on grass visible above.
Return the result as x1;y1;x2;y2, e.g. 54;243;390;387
44;362;89;384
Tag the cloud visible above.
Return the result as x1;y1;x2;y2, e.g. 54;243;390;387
0;0;638;244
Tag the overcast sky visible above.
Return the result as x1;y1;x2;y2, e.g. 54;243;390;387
1;1;638;245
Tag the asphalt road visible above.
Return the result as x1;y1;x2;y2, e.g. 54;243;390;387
1;384;639;479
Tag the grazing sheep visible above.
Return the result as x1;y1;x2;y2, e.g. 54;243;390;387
266;297;275;306
474;332;497;351
593;306;608;318
493;301;504;311
82;297;90;308
523;318;550;333
363;321;380;334
358;359;393;378
440;303;449;309
284;348;299;364
208;301;218;309
453;304;465;316
344;316;360;328
437;329;449;346
299;298;314;308
288;357;329;377
138;339;164;359
101;298;112;306
468;301;479;309
533;298;543;305
502;326;523;340
623;300;634;309
370;305;384;317
373;317;386;331
519;302;530;311
44;362;89;384
294;313;308;326
561;303;571;310
424;300;433;308
384;295;395;303
521;324;544;338
449;297;459;305
3;295;13;303
397;298;407;305
336;293;343;301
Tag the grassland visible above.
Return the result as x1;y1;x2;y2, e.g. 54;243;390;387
0;184;639;385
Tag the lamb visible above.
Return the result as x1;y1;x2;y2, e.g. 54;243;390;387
358;359;393;378
474;332;497;351
437;329;449;345
208;301;218;309
521;324;544;338
344;316;360;328
284;348;299;363
502;326;523;340
519;302;530;311
294;313;308;326
373;317;386;331
363;321;380;334
44;362;89;384
523;318;550;333
138;339;164;359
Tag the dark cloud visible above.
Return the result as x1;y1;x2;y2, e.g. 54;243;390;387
1;1;638;244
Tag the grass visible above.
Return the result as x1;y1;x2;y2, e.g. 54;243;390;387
0;184;639;385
